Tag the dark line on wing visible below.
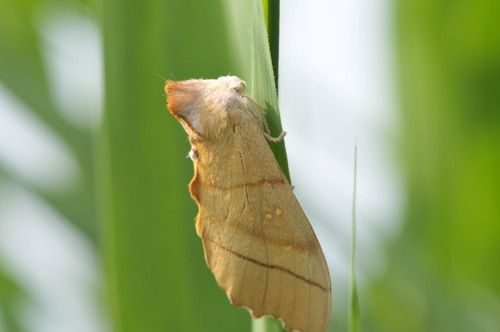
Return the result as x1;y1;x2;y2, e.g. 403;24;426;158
205;237;329;292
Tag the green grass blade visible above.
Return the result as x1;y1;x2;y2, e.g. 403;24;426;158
248;0;290;182
248;1;288;332
99;0;250;331
349;143;360;332
365;1;500;331
261;0;280;89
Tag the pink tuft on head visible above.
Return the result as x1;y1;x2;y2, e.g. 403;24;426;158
165;80;207;138
166;80;203;116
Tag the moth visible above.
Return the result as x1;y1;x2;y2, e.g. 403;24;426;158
166;76;331;332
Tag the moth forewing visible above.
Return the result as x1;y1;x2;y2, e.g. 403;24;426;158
166;76;332;332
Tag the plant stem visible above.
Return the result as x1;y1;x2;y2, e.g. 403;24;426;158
251;1;288;332
262;0;280;91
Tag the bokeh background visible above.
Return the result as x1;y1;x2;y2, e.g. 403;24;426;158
0;0;499;331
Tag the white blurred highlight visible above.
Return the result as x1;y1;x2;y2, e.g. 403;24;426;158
0;5;106;332
280;0;404;319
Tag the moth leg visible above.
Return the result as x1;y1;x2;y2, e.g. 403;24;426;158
258;106;287;143
264;130;287;143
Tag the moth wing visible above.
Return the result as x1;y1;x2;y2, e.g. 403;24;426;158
195;133;332;332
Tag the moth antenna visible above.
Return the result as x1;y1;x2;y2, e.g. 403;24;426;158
264;130;287;143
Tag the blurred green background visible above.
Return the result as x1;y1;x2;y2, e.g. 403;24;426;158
0;0;499;332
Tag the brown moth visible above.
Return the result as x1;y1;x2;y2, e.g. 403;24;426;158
165;76;332;332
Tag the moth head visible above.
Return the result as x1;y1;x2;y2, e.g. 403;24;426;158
215;76;247;93
166;76;249;140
